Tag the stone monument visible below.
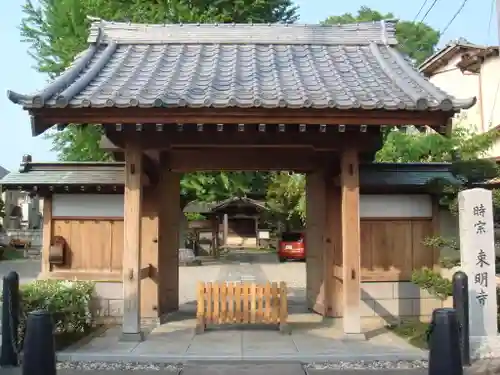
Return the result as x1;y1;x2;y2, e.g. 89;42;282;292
458;188;499;358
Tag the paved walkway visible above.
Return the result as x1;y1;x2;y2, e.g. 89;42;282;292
57;320;427;363
57;252;426;363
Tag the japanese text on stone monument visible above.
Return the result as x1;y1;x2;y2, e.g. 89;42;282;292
472;203;490;306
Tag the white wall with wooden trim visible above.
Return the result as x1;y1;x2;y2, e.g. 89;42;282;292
360;194;432;218
52;194;124;217
52;193;432;219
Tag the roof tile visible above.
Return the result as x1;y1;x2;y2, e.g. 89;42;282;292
7;21;475;112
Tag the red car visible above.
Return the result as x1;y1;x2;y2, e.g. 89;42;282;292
278;232;305;262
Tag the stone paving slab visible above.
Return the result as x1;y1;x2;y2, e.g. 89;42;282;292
182;363;305;375
305;371;427;375
56;323;428;363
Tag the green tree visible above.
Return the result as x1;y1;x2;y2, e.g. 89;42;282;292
180;171;271;207
0;196;4;218
20;0;296;202
377;123;500;266
20;0;298;161
265;172;305;231
322;6;440;65
376;123;500;212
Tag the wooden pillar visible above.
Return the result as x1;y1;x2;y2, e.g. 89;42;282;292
431;197;441;271
41;195;52;275
340;148;363;337
211;216;218;255
140;186;159;318
222;213;229;248
305;171;327;315
325;177;343;317
158;152;180;316
121;145;143;341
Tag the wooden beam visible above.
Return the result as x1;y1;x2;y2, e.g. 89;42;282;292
222;213;229;248
167;149;332;172
41;196;52;274
325;177;342;317
142;154;159;186
103;127;382;152
139;264;153;280
431;198;441;272
39;271;121;281
158;152;181;316
340;148;363;337
32;108;452;132
121;144;143;341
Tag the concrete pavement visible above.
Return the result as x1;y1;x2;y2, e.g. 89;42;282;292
0;258;41;284
0;364;431;375
56;251;426;363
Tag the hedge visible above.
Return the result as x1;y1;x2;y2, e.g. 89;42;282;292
18;280;95;349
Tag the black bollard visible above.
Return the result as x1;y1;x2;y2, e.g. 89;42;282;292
22;310;56;375
428;308;463;375
452;271;471;366
0;271;20;367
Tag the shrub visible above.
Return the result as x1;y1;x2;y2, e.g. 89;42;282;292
411;267;452;300
18;280;95;348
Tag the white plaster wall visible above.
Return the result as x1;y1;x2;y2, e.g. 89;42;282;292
360;194;432;218
52;194;124;218
428;53;500;158
428;55;482;132
480;56;500;131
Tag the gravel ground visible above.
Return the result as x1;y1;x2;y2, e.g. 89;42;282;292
56;362;182;371
50;360;430;371
303;361;428;371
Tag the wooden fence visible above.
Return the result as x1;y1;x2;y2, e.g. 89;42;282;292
196;281;289;333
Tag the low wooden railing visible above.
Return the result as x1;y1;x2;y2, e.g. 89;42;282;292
196;281;289;333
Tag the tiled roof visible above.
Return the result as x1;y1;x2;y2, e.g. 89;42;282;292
0;165;9;179
359;163;460;187
0;161;459;191
7;20;474;112
183;201;217;214
0;162;124;186
183;198;267;213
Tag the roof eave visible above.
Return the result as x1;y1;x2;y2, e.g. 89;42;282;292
419;44;459;75
419;42;488;76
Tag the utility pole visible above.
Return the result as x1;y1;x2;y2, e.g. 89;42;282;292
497;0;500;45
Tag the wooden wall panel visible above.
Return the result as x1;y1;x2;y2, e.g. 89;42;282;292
110;221;124;271
360;219;434;280
52;219;123;272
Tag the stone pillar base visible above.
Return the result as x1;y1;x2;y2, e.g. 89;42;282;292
119;332;144;342
470;335;500;359
341;333;366;341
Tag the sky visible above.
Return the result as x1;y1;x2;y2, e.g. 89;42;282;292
0;0;497;171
